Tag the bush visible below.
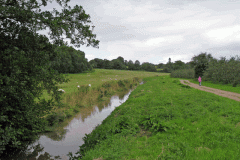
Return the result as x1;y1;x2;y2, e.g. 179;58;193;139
46;113;59;126
203;56;240;86
102;82;111;88
170;69;195;79
117;80;125;87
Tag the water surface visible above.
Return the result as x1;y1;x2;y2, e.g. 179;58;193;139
7;89;132;160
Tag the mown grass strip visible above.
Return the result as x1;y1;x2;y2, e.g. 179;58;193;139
73;75;240;160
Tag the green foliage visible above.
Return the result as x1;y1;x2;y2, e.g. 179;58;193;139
190;52;213;78
141;62;157;72
127;60;135;70
117;80;125;87
170;68;195;79
134;60;141;70
203;56;240;87
46;113;59;126
112;59;126;70
141;114;168;133
172;60;185;70
51;45;91;73
0;0;99;156
102;82;111;88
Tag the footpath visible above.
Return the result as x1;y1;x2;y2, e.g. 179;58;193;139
180;80;240;102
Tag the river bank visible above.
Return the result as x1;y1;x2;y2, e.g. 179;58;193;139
70;75;240;159
2;70;167;159
5;89;133;160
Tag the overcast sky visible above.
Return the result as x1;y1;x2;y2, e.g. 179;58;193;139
38;0;240;64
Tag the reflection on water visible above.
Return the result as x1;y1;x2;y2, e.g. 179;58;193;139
6;89;132;160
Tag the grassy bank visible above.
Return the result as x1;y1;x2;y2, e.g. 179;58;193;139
70;75;240;159
41;69;169;131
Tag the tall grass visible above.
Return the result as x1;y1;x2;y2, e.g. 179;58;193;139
170;68;194;79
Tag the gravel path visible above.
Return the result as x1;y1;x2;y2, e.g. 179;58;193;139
180;80;240;102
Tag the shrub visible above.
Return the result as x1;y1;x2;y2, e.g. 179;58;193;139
102;82;111;88
170;69;195;79
117;80;125;87
46;113;58;126
203;56;240;86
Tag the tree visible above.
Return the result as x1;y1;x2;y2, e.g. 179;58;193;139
89;59;97;68
173;60;185;70
103;59;113;69
134;60;141;70
163;57;173;73
203;56;240;86
128;60;135;70
157;63;164;69
190;52;213;78
117;56;124;64
141;62;156;72
112;59;126;70
0;0;99;156
93;58;104;68
124;60;128;66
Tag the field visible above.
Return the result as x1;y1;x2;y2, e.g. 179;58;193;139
72;75;240;160
40;69;168;100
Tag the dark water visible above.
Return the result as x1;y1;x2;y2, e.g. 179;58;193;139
6;89;133;160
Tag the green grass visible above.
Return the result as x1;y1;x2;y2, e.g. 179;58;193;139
40;69;168;100
71;75;240;160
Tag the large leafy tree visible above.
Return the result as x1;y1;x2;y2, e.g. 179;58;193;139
173;60;185;70
141;62;156;72
0;0;99;156
51;45;91;73
127;60;135;70
112;59;126;70
134;60;141;70
191;52;213;78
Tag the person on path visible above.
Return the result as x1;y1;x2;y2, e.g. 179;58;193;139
198;76;202;86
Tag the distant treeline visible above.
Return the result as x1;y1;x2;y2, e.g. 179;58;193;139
89;57;195;72
89;57;157;72
47;45;240;87
47;44;197;74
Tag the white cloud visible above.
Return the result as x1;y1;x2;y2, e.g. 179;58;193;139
204;25;240;43
41;0;240;64
145;35;184;47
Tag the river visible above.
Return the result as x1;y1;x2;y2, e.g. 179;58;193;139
6;89;133;160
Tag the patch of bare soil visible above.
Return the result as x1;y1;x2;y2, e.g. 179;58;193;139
180;80;240;102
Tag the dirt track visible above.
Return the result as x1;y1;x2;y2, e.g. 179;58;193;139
180;80;240;102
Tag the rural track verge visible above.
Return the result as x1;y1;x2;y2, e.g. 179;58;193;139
180;80;240;102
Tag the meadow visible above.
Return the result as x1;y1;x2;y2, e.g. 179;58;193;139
40;69;167;100
69;75;240;160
